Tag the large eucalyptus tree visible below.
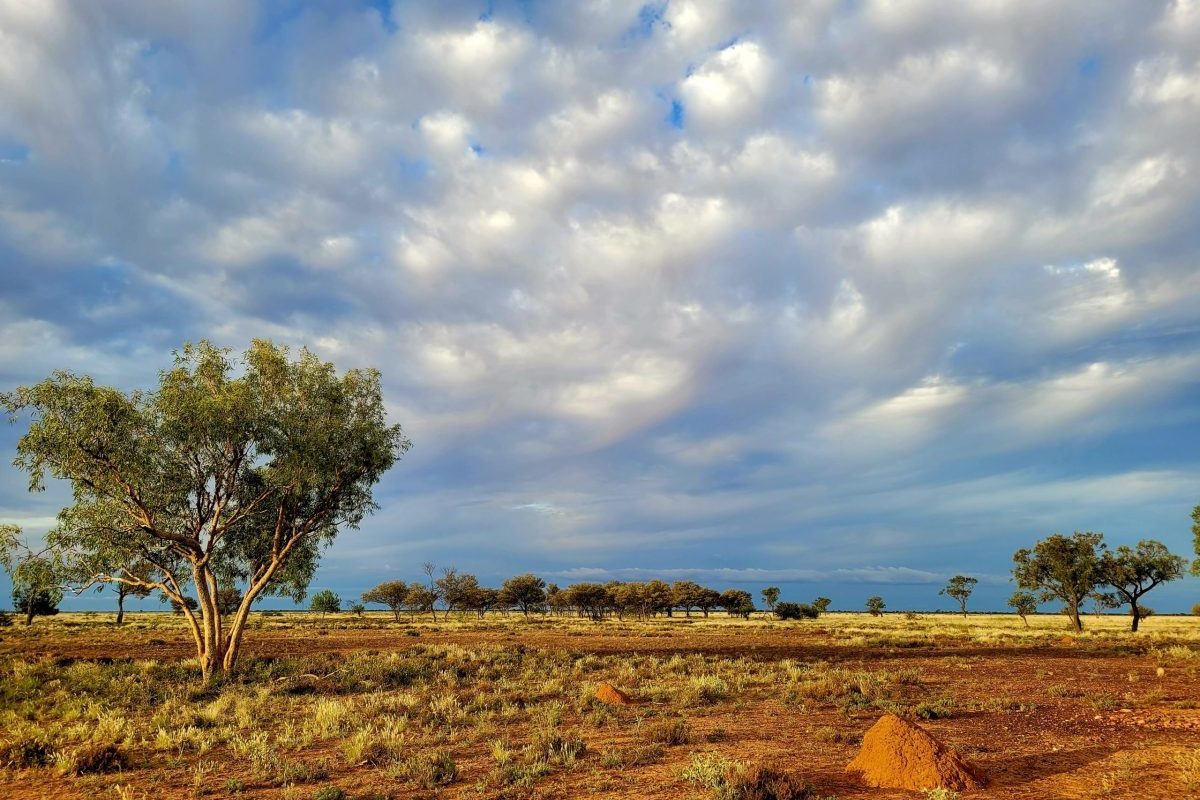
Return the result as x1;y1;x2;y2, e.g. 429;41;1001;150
3;340;409;680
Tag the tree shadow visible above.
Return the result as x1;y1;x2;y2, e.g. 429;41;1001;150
981;745;1113;786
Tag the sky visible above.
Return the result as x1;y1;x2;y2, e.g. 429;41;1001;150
1;0;1199;613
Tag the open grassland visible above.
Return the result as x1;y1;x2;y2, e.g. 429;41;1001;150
2;612;1199;799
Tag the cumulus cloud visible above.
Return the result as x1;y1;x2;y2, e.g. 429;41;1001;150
1;0;1198;609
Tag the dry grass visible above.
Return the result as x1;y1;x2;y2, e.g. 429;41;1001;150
1;611;1198;798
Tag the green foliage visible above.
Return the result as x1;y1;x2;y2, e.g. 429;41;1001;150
939;575;978;616
644;718;691;745
1192;504;1199;576
2;340;409;677
775;602;818;621
170;595;199;614
682;752;814;800
812;597;831;615
1013;532;1106;633
348;602;365;617
761;586;781;611
865;596;885;616
12;586;60;620
720;589;755;619
310;590;341;616
1099;539;1186;631
361;580;409;620
0;527;65;624
1007;591;1038;625
498;573;546;616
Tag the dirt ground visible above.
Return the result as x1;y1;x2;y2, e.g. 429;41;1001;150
2;613;1198;799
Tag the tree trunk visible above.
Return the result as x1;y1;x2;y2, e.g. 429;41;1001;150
1020;614;1029;628
116;590;125;626
1130;605;1141;632
1069;604;1083;633
24;602;33;626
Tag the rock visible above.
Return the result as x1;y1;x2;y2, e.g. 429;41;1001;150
846;713;987;792
595;681;634;705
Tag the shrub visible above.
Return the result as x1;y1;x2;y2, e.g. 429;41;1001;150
645;718;692;745
0;733;55;768
775;603;818;621
914;698;956;720
682;753;814;800
1192;603;1200;617
683;675;729;705
312;789;346;800
725;762;814;800
408;751;457;788
0;609;11;627
527;730;586;766
55;742;128;776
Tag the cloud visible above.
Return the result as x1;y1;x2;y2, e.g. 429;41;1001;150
546;565;972;585
1;0;1198;610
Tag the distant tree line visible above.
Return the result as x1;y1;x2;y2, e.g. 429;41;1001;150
358;568;788;621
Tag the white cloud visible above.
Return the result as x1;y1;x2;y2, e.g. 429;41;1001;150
1;0;1199;606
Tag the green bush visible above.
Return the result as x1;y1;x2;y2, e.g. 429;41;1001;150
775;603;818;621
645;718;692;745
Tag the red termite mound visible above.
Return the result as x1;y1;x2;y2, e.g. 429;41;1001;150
594;681;634;705
846;713;986;792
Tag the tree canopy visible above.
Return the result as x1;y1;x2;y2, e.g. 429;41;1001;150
2;340;409;679
939;575;978;617
310;589;341;615
1007;591;1038;627
498;573;546;617
0;525;65;625
1012;531;1105;633
1099;539;1185;631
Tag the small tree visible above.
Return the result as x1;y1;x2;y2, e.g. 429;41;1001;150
349;602;366;617
644;580;673;617
114;569;152;626
405;581;439;621
696;587;722;617
812;596;831;616
170;595;199;614
719;589;754;619
939;575;978;617
13;585;61;623
761;586;781;613
362;580;409;621
0;527;65;626
1087;590;1119;618
1012;532;1105;633
436;568;482;618
310;590;341;616
865;596;885;616
1099;540;1186;632
672;580;705;617
1008;590;1038;627
1191;504;1199;576
498;574;547;617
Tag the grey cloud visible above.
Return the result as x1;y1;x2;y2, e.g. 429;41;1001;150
1;0;1198;609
